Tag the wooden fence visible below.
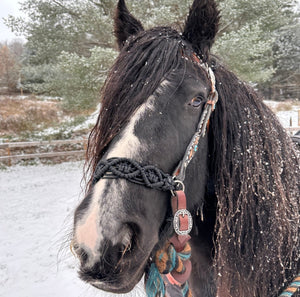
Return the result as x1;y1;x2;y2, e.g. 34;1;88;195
0;125;299;166
0;139;87;165
286;127;300;134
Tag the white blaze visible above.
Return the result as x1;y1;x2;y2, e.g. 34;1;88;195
74;93;158;264
106;95;155;159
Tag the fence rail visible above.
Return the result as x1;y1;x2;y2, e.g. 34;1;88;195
0;139;87;149
286;127;300;133
0;126;299;165
0;138;87;164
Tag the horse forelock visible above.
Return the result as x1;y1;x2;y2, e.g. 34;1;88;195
85;27;197;191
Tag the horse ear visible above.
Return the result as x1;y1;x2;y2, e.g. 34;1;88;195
182;0;220;61
114;0;144;50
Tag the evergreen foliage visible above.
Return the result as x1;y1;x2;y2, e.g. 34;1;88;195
53;47;117;111
215;0;299;85
20;63;58;94
4;0;300;108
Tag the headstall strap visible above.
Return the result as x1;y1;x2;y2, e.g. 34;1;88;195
173;52;218;182
159;52;218;297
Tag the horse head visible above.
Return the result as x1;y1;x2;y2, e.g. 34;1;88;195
72;0;300;296
72;0;219;293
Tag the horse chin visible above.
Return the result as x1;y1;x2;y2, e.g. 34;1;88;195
88;272;144;294
79;256;148;294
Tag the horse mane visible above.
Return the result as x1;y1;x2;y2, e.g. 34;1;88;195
209;59;300;296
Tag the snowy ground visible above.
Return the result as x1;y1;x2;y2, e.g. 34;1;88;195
0;162;146;297
264;100;300;129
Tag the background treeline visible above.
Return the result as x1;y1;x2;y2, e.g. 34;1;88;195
2;0;300;111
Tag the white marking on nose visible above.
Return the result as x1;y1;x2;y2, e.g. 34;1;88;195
75;180;107;265
75;179;128;266
74;80;170;266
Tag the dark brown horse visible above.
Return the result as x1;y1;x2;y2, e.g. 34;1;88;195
72;0;300;296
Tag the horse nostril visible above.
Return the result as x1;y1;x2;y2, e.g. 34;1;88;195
121;241;132;256
73;221;141;275
118;223;133;249
121;222;141;254
73;245;89;265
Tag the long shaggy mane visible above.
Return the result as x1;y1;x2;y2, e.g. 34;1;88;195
210;61;300;296
85;27;300;296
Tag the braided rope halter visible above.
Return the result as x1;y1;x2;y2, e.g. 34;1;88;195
92;53;218;297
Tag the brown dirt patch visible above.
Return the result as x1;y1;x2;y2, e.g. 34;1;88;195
0;96;62;135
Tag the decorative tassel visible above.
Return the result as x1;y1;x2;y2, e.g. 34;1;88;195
145;241;193;297
145;263;165;297
279;274;300;297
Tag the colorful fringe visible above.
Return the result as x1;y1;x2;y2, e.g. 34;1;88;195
145;242;192;297
279;274;300;297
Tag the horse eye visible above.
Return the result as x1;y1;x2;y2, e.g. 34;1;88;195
189;96;203;107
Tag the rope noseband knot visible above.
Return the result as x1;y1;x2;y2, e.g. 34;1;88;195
92;158;177;192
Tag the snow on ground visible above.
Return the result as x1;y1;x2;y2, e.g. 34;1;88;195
35;104;101;139
72;104;101;132
0;95;62;101
264;100;299;130
0;162;146;297
276;110;299;128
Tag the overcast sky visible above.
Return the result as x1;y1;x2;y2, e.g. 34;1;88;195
0;0;25;42
1;0;300;43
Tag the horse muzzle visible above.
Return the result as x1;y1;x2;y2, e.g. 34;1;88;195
72;233;148;293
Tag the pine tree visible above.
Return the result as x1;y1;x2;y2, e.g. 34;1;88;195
5;0;299;107
214;0;299;84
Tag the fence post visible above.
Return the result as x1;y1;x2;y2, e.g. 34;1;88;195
6;144;11;166
298;110;300;127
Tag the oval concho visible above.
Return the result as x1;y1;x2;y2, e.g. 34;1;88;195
173;209;193;235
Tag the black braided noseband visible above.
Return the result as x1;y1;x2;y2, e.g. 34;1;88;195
92;158;178;192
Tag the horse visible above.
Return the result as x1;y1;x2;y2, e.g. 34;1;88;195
71;0;300;296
